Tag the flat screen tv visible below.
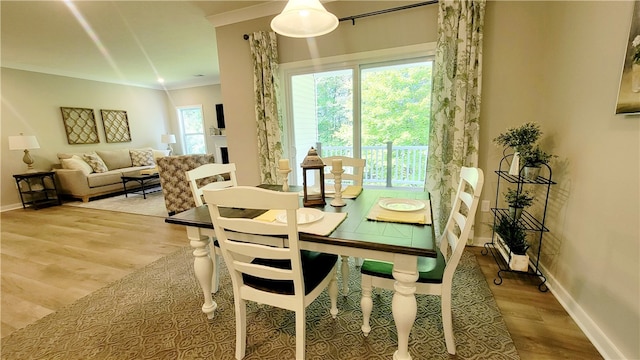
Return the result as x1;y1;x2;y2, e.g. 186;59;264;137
215;104;225;129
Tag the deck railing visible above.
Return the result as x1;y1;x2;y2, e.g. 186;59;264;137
317;142;428;188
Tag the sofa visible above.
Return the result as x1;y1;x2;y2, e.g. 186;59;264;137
53;148;169;202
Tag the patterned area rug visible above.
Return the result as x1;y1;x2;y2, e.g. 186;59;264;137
0;248;519;360
64;190;168;218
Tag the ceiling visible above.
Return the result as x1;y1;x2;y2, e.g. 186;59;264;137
0;1;269;90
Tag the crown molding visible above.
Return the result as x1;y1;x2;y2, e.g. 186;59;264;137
207;0;338;28
207;1;285;28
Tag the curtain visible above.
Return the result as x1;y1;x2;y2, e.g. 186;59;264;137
249;31;283;184
426;0;486;236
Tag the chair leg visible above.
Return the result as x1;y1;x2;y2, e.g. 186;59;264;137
295;310;306;360
340;255;349;295
360;274;373;336
235;298;247;359
211;254;220;294
208;240;220;293
329;269;338;318
441;289;455;355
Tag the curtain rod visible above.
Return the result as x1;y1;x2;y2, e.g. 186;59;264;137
339;0;438;25
243;0;438;39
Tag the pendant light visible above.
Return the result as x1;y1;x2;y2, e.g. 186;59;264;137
271;0;339;38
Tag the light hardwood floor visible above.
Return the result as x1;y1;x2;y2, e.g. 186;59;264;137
1;205;603;359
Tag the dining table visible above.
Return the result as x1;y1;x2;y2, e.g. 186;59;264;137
165;184;436;360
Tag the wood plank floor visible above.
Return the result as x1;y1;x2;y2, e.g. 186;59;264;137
1;205;603;359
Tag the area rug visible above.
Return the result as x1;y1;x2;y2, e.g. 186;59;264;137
0;248;519;360
64;190;168;218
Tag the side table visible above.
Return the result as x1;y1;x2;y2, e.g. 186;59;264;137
13;171;62;209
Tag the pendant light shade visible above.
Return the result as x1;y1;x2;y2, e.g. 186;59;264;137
271;0;339;38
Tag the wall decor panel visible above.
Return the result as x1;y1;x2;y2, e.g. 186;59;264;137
60;107;100;144
101;109;131;143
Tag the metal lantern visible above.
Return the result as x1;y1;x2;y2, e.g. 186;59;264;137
300;147;326;207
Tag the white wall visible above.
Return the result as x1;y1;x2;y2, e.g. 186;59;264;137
481;2;639;359
0;68;221;209
214;1;639;359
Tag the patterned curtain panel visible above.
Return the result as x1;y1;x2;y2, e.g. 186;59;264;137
249;31;283;185
426;0;486;235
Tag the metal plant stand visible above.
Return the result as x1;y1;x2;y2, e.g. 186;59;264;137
482;151;555;292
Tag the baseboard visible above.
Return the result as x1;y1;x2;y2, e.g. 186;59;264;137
471;236;491;247
536;263;626;360
471;236;623;360
1;203;25;212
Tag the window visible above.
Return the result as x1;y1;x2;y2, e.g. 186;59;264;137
177;105;207;155
282;45;435;188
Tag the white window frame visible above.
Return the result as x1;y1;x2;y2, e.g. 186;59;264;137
176;104;207;155
280;43;436;185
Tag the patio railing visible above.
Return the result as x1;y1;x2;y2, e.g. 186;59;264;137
317;142;428;188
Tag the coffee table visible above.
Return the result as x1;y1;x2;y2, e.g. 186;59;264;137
121;173;161;199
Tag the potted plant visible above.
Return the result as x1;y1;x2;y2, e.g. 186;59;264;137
520;145;555;180
493;122;542;153
504;188;534;220
494;214;530;271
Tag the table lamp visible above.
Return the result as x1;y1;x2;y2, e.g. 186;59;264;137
9;133;40;171
161;134;176;155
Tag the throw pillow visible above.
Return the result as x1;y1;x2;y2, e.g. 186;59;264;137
83;153;108;173
130;149;155;166
61;155;93;175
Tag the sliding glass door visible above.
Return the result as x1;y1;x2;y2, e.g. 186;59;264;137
285;52;433;188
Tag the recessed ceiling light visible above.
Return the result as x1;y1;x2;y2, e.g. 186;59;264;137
194;74;204;77
157;78;165;83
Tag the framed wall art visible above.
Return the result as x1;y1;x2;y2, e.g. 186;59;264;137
616;0;640;114
60;107;100;144
100;109;131;143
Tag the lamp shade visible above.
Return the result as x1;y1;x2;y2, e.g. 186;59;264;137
161;134;176;144
271;0;339;38
9;135;40;150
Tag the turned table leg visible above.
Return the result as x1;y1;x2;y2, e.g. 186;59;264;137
391;255;418;360
187;227;217;319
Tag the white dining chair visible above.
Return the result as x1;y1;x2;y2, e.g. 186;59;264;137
360;166;484;355
203;186;339;360
321;155;367;294
321;155;366;187
185;163;238;293
186;163;238;207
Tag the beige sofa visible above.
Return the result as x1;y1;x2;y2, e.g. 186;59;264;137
53;148;169;202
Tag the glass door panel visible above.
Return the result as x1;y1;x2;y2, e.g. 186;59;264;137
290;69;353;186
360;61;432;188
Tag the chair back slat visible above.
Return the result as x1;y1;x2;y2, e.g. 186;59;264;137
223;239;292;260
218;217;291;236
320;156;366;186
186;163;238;207
459;191;473;209
233;261;295;281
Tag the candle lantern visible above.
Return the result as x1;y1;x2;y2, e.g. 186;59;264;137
300;147;326;207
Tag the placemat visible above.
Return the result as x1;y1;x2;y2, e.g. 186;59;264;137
254;210;347;236
366;198;431;225
298;185;363;199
